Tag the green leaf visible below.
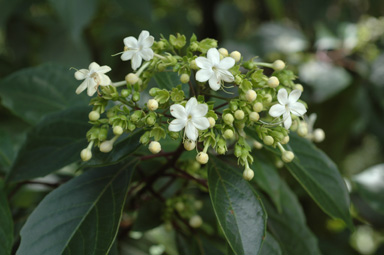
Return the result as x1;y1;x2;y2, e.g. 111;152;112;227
0;63;89;124
259;234;282;255
132;198;164;232
352;164;384;215
152;72;189;97
0;187;13;255
262;180;321;255
17;159;138;255
6;107;90;183
176;233;225;255
208;156;267;255
247;129;353;229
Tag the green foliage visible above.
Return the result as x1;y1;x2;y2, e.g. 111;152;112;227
0;186;13;255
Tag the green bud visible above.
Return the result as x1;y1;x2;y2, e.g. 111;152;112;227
223;113;234;125
180;74;190;83
169;131;180;139
230;102;238;111
217;147;226;155
249;112;260;122
131;110;143;123
140;131;150;145
121;89;130;97
149;88;160;97
169;33;186;49
263;135;274;146
223;129;234;139
146;116;156;125
234;145;242;157
128;123;136;132
190;42;199;51
132;92;140;102
98;128;108;141
234;110;245;120
235;75;243;85
157;63;166;72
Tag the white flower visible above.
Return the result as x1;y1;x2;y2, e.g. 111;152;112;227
168;97;210;141
195;48;235;91
74;62;111;96
121;30;154;70
269;88;307;129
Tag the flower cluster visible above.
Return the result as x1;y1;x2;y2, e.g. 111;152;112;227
73;30;320;181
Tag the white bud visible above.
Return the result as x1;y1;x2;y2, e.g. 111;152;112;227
268;76;280;88
234;110;245;120
125;73;139;85
208;117;216;128
282;151;294;163
249;112;260;122
196;152;209;164
184;140;196;151
253;140;263;149
298;125;308;137
246;90;257;102
180;74;190;83
263;135;274;146
295;84;304;92
230;51;241;62
189;215;203;228
218;48;228;57
253;102;263;112
147;99;159;111
80;148;92;161
113;126;124;136
223;129;234;139
280;136;290;144
88;111;100;121
190;60;198;70
313;128;325;143
100;140;114;153
148;141;161;154
275;160;284;168
273;60;285;71
194;200;203;210
223;113;234;125
243;168;254;181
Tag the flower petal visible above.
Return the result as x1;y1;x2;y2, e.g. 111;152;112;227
169;118;186;132
269;104;285;117
131;53;142;70
75;80;88;94
290;102;307;116
283;112;292;129
87;79;98;97
138;30;150;44
121;50;135;61
98;74;111;86
196;69;213;82
89;62;100;71
192;117;210;130
139;48;154;61
170;104;187;119
185;121;198;141
123;36;138;49
208;76;221;91
277;88;288;105
207;48;220;66
191;104;208;118
219;57;235;70
141;36;154;48
288;89;302;103
218;70;234;83
185;97;198;114
195;57;212;70
74;69;89;80
96;65;111;74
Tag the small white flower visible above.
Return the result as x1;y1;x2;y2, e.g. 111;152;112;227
195;48;235;91
121;30;154;70
74;62;111;96
269;88;307;129
168;97;210;141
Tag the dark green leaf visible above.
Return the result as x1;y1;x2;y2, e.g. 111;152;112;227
0;187;13;255
259;234;282;255
6;107;90;183
247;129;353;229
0;63;89;124
152;72;189;97
176;233;225;255
132;198;164;232
208;156;267;255
17;159;138;255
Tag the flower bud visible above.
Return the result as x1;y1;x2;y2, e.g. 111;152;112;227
235;75;243;85
246;90;257;102
100;140;114;153
243;168;254;181
282;151;294;163
223;129;234;139
121;89;130;97
180;74;190;83
80;148;92;161
249;112;260;122
113;126;124;136
253;102;263;112
175;202;185;212
208;117;216;128
230;51;241;62
131;110;143;123
149;88;160;97
268;76;280;88
273;60;285;71
217;147;226;155
147;99;159;111
190;60;198;70
253;140;263;149
132;92;140;102
88;111;100;121
184;140;196;151
275;160;284;168
146;116;156;125
157;63;166;72
281;135;290;144
194;200;203;210
98;128;108;141
295;84;304;92
234;110;245;120
196;152;209;164
264;94;272;103
223;113;234;125
230;102;238;111
263;135;274;146
313;128;325;143
169;132;179;139
189;215;203;228
125;73;139;84
218;48;228;57
128;123;136;132
298;125;308;137
148;141;161;154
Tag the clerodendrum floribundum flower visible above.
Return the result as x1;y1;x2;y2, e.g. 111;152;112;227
269;88;307;129
168;97;210;141
121;30;154;70
195;48;235;91
75;62;111;96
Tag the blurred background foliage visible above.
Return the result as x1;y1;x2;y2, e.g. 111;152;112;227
1;0;384;254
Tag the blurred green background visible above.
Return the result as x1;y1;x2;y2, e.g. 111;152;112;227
1;0;384;254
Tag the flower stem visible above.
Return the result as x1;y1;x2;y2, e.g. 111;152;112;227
154;53;166;60
136;62;150;77
253;62;273;68
112;80;126;87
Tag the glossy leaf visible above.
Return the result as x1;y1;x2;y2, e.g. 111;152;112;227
259;234;282;255
0;187;13;255
247;129;353;229
6;107;90;183
152;71;189;97
0;63;89;124
17;159;138;255
208;156;267;255
176;233;225;255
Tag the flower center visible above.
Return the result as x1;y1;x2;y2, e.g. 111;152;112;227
188;114;192;120
90;73;101;84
